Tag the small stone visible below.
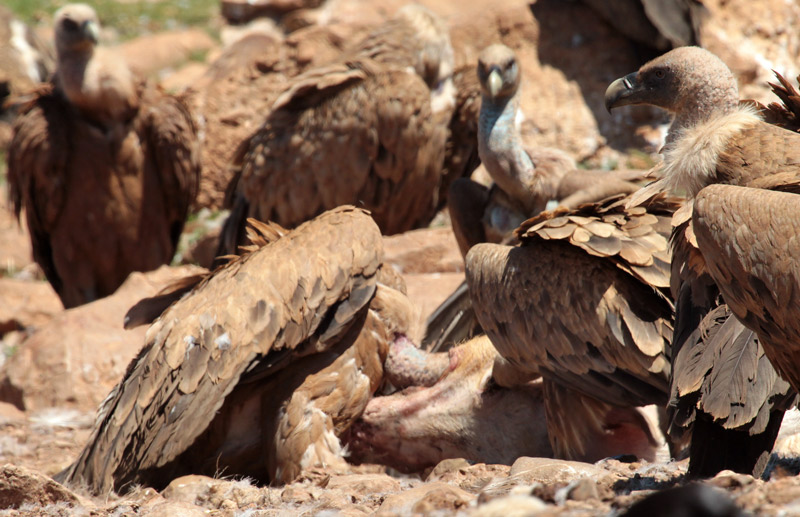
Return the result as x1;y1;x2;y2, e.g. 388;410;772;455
0;464;81;509
565;477;600;502
709;470;755;489
426;458;472;481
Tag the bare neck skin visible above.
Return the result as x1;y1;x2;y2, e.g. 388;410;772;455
664;73;739;148
478;91;539;212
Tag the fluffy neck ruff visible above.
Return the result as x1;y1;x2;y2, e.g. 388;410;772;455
661;104;762;198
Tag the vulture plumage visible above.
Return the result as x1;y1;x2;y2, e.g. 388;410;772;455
449;44;644;258
217;5;453;257
6;3;200;309
58;206;424;494
465;194;676;460
606;45;799;478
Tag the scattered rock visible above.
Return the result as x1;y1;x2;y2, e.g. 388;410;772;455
0;278;61;335
140;500;208;517
377;481;474;515
0;464;81;510
709;470;755;489
473;491;549;517
0;402;25;425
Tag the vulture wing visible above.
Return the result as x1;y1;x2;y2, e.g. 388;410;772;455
59;207;383;494
466;195;676;408
694;185;800;393
6;87;69;295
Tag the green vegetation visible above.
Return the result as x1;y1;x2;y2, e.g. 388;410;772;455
5;0;219;40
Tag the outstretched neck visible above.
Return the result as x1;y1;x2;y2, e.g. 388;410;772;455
478;93;537;210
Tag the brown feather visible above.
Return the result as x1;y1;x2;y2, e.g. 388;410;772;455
7;78;200;308
59;206;396;494
466;193;675;410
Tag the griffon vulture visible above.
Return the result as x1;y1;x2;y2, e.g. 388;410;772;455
216;5;453;257
58;207;425;494
605;45;799;478
7;3;200;308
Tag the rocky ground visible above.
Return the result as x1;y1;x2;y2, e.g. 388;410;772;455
4;0;800;515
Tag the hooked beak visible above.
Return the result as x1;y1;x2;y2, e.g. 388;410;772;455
604;72;641;113
82;20;100;45
487;68;503;98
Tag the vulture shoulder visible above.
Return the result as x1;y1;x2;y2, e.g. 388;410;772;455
466;195;676;408
59;207;384;494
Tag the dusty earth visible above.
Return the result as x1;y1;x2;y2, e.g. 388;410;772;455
4;0;800;515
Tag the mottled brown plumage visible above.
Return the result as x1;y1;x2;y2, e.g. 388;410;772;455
6;4;199;308
693;186;800;396
217;6;452;256
606;46;800;477
465;194;676;459
59;207;423;494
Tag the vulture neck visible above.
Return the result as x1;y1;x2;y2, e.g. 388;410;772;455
661;103;761;198
55;47;138;129
478;92;539;213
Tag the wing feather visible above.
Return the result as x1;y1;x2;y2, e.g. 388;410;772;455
60;207;383;494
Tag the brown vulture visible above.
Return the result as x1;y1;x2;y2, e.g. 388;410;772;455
216;5;454;258
6;3;200;308
606;45;799;478
58;206;425;494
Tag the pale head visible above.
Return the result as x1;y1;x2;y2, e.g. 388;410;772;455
477;44;520;100
605;46;739;126
54;3;100;57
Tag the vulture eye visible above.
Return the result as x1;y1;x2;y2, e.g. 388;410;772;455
62;18;79;32
654;69;666;79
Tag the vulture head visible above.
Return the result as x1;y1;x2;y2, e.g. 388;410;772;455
477;44;520;101
605;46;739;126
54;3;100;58
396;4;454;94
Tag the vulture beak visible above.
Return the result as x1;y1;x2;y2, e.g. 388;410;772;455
488;68;503;98
82;20;100;45
604;72;641;113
